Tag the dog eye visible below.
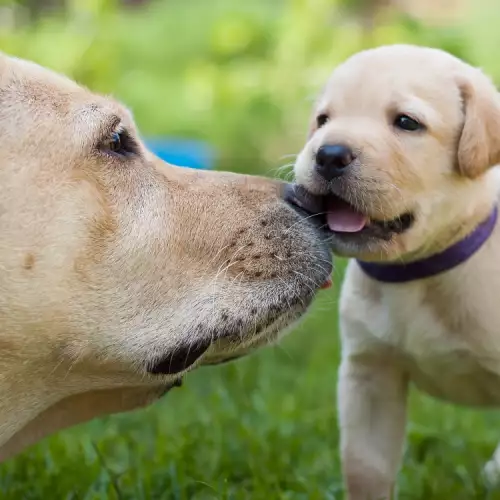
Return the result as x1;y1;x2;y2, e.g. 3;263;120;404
393;114;423;132
101;128;138;157
316;114;329;128
108;132;123;153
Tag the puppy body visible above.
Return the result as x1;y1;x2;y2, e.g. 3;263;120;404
339;212;500;499
294;44;500;499
0;54;332;461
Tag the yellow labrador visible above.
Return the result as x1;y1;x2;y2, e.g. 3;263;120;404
294;44;500;499
0;53;333;461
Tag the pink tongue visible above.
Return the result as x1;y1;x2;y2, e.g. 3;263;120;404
327;199;367;233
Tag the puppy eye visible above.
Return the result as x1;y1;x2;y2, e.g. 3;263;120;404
393;114;423;132
101;128;138;157
316;114;329;128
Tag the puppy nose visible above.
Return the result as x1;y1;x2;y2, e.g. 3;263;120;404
315;144;355;180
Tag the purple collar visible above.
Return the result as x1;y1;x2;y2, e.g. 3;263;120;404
357;207;498;283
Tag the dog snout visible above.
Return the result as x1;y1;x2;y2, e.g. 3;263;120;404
283;183;326;216
315;144;355;180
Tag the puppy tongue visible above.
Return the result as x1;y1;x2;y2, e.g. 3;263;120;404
327;198;367;233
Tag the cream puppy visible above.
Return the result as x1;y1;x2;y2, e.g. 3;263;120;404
294;44;500;499
0;53;333;461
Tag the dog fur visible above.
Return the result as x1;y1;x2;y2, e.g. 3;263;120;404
294;44;500;499
0;53;333;461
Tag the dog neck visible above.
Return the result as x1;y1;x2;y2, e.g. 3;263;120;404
357;206;498;283
0;361;177;461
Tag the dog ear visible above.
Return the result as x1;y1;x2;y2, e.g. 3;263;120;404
457;70;500;178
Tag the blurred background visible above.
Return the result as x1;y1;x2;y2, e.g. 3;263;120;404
2;0;498;175
2;1;500;499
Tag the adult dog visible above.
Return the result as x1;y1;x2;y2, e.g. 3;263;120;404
0;53;332;461
294;44;500;499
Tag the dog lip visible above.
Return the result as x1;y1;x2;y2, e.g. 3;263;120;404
290;185;414;237
284;184;326;215
203;355;244;366
371;212;414;234
148;340;211;376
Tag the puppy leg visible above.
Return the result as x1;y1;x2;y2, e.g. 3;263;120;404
483;441;500;486
338;356;408;500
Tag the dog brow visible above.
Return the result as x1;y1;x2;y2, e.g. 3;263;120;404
73;105;122;145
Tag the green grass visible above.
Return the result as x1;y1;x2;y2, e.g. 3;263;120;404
2;263;500;499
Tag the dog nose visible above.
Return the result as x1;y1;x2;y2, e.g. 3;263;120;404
315;144;355;180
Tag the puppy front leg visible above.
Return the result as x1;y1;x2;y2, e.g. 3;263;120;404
338;356;408;500
483;441;500;486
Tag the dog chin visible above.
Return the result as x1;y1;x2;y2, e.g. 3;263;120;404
205;307;306;363
145;306;306;376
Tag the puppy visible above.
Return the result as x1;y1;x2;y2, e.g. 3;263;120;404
294;44;500;499
0;53;333;461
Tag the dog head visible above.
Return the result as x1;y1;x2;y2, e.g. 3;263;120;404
0;53;332;446
294;44;500;262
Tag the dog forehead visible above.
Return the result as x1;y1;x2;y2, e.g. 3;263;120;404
343;44;465;72
0;54;126;116
2;56;84;103
320;47;463;114
0;53;132;142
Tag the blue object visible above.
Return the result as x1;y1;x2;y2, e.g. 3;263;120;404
145;138;215;170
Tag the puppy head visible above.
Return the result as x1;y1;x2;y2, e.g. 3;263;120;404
0;54;332;393
294;44;500;262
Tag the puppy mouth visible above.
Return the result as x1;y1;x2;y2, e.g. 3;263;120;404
326;195;414;238
291;185;414;239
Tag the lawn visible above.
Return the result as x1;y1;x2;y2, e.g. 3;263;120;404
2;259;500;499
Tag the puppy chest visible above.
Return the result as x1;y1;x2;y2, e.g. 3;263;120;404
368;290;500;406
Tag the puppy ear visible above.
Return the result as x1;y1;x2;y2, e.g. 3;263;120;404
457;71;500;178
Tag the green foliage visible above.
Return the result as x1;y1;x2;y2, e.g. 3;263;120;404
0;0;493;175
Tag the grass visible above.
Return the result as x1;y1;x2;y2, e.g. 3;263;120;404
2;262;500;499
